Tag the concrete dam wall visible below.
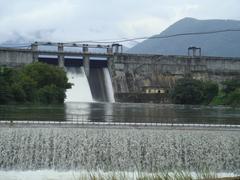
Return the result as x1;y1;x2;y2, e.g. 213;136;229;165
1;47;240;103
111;54;240;102
112;54;240;93
0;48;33;66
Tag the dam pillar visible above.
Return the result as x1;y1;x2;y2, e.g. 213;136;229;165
31;42;38;62
112;43;123;54
107;46;114;76
83;44;90;77
188;46;201;57
58;43;64;68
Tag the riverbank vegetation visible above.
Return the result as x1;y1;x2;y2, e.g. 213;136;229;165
171;78;240;106
0;63;71;104
170;78;218;105
74;171;237;180
211;79;240;106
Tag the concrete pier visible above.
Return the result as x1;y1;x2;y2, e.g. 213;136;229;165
31;42;38;62
58;43;64;67
83;44;90;77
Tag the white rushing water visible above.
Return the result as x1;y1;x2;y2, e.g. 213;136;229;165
0;170;237;180
0;128;239;173
65;67;93;102
103;68;115;103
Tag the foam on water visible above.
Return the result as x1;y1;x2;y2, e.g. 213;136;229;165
0;170;237;180
65;67;93;102
0;128;239;173
0;170;81;180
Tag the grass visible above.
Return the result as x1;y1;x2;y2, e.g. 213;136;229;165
74;171;238;180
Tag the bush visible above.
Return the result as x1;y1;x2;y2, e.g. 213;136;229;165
0;81;13;103
224;88;240;106
222;79;240;94
211;79;240;106
210;92;225;105
11;83;26;102
170;78;205;104
170;78;218;105
202;81;219;104
37;85;61;104
0;68;15;103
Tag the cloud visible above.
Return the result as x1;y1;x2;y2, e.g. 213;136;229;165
0;0;76;41
0;0;239;46
118;16;171;38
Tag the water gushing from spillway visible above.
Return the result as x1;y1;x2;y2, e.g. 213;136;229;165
65;67;93;102
89;68;115;102
103;68;115;103
0;128;239;173
65;66;114;103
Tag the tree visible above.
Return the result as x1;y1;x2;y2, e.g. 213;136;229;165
224;88;240;106
11;82;26;102
0;67;15;104
22;62;71;90
202;81;219;104
212;79;240;106
0;63;72;104
170;78;205;104
0;79;13;104
222;79;240;94
21;62;72;104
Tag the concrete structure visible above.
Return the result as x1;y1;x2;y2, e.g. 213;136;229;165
57;43;64;68
188;46;201;57
112;54;240;95
0;48;33;66
31;42;38;62
82;44;89;77
1;46;240;102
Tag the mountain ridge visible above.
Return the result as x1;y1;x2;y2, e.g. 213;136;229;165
128;18;240;57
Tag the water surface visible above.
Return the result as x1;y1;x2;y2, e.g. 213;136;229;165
0;102;240;124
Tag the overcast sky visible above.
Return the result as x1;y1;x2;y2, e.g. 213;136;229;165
0;0;240;46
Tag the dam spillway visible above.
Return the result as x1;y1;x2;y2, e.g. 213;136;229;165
88;67;115;102
65;67;93;102
0;127;239;173
38;54;115;103
65;66;115;103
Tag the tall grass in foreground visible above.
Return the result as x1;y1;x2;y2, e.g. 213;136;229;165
74;171;236;180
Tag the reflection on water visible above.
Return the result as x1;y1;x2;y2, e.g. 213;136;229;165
0;105;65;121
0;102;240;124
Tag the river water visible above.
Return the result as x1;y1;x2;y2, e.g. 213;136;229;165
0;102;240;124
0;102;240;179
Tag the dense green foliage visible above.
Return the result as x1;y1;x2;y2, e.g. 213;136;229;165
171;77;240;106
211;79;240;106
170;78;218;105
0;63;71;104
202;81;219;104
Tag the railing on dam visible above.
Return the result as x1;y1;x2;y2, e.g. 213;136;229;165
0;114;240;129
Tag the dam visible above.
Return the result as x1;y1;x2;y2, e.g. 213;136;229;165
1;42;240;103
0;43;240;178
